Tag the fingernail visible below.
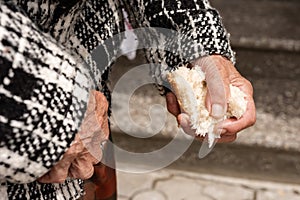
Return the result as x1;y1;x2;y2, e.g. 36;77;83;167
211;104;225;119
217;128;226;135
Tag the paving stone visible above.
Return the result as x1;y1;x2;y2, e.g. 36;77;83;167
117;168;300;200
154;176;214;200
256;189;300;200
179;172;300;192
118;195;129;200
132;190;167;200
202;183;254;200
117;170;170;198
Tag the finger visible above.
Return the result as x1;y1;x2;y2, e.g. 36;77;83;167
38;154;75;183
38;166;68;183
166;92;180;117
214;126;227;136
206;70;229;118
38;135;83;183
81;150;100;165
218;98;256;134
195;56;230;119
217;134;237;143
69;153;95;180
177;113;196;136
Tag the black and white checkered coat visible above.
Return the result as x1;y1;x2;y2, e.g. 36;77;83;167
0;0;234;199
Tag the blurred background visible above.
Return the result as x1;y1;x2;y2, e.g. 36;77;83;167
109;0;300;199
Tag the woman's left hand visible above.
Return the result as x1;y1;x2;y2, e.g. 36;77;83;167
166;55;256;142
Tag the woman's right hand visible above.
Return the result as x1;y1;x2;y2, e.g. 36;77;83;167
38;91;110;183
38;134;98;183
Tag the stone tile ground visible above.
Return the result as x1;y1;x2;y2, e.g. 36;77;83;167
117;169;300;200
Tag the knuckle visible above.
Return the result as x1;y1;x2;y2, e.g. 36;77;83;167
232;134;237;141
249;116;256;126
70;161;95;180
80;168;94;180
247;111;257;127
245;79;254;93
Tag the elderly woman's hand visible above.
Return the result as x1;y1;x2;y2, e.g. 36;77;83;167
166;55;256;142
38;91;110;183
37;134;98;183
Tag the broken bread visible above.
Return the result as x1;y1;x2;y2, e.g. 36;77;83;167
167;66;247;146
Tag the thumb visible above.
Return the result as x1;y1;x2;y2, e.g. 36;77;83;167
195;56;230;119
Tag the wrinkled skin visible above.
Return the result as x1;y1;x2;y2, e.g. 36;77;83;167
166;55;256;142
38;134;99;183
38;91;109;183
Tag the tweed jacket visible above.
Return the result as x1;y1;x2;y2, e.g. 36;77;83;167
0;0;234;199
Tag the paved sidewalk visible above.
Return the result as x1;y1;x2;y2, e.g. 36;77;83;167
117;168;300;200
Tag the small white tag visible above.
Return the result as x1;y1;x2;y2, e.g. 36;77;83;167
120;9;138;60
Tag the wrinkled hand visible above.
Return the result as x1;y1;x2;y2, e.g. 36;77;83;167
38;134;99;183
166;55;256;142
38;91;110;183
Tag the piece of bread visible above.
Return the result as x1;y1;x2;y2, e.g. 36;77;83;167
167;66;247;146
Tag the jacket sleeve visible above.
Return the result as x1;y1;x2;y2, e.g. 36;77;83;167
122;0;235;91
0;2;90;183
145;0;234;61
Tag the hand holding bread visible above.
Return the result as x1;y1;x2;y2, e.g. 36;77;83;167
166;55;256;144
